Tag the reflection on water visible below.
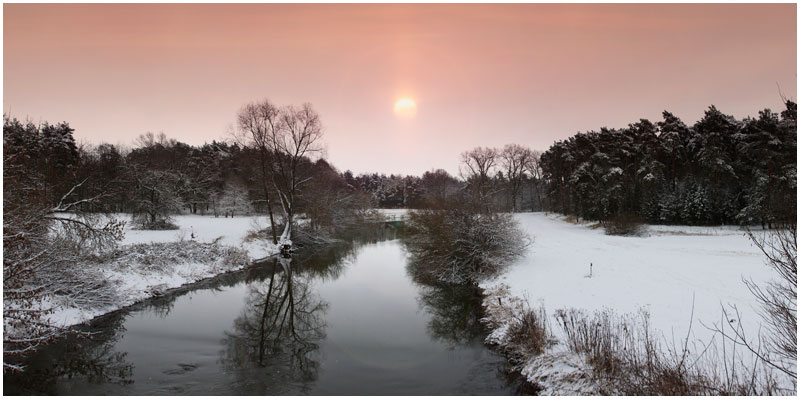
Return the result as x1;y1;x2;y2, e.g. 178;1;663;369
220;257;327;394
417;284;488;347
5;315;135;394
5;224;515;395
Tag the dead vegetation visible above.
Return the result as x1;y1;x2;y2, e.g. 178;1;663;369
554;307;788;395
506;307;551;358
604;212;646;236
483;284;793;395
95;239;251;273
482;286;554;374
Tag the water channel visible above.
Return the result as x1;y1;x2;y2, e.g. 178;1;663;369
5;225;518;395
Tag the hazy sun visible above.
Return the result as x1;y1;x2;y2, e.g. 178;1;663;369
394;98;417;118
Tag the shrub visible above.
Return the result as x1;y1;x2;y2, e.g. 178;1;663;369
99;240;250;272
404;206;529;285
507;307;550;357
131;215;178;230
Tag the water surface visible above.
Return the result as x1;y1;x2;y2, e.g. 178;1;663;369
5;226;515;395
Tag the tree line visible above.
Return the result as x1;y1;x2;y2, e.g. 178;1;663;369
540;101;797;226
1;113;543;236
3;100;795;237
3;107;374;242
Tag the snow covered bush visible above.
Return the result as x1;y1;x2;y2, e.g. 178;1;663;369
403;206;529;285
96;239;250;274
4;118;125;372
212;180;253;217
127;167;182;230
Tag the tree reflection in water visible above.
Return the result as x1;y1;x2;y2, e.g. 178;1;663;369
413;278;518;392
5;223;441;395
219;225;399;394
416;283;488;347
3;313;135;394
220;255;328;393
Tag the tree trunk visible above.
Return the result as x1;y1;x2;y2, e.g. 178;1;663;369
260;153;279;244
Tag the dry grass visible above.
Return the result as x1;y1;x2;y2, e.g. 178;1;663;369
604;213;645;236
559;215;584;225
507;307;551;357
484;284;792;395
554;307;784;395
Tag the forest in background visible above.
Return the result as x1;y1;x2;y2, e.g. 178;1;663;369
541;101;797;226
3;100;796;228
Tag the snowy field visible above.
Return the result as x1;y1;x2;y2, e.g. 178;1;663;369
119;214;277;260
481;212;784;393
484;213;771;342
46;214;278;328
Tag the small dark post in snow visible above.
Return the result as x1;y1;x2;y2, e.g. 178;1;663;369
585;262;593;278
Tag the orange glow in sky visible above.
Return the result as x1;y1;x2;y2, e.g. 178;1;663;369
3;4;796;175
394;98;417;118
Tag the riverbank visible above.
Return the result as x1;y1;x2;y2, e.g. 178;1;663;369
44;210;404;329
7;222;517;395
44;215;279;328
480;212;789;394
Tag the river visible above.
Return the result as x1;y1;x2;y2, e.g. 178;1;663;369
5;225;519;395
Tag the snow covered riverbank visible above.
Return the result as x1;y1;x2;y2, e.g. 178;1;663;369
45;215;279;328
480;213;786;394
43;211;401;333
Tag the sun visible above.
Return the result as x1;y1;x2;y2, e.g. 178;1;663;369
394;98;417;118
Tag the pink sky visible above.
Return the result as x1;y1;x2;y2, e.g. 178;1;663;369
4;4;796;175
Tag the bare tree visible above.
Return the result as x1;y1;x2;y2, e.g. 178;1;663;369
4;152;124;372
525;150;544;211
301;161;374;233
235;100;281;244
459;147;498;212
134;131;175;149
268;103;324;249
126;164;183;229
214;179;253;217
708;224;797;388
500;144;535;212
420;169;462;208
740;225;796;380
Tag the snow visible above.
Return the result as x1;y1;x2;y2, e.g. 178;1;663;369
519;348;598;395
45;214;279;328
36;210;788;391
375;208;409;220
120;214;278;260
481;212;782;392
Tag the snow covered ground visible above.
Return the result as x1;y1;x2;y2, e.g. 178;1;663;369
119;214;277;260
481;212;784;392
46;214;278;328
375;208;409;220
